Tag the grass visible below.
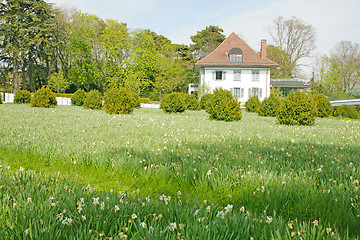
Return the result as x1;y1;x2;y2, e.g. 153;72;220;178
0;104;359;238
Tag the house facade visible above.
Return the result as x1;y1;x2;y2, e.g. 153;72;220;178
194;32;278;102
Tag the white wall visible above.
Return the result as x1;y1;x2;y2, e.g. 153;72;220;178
200;67;270;102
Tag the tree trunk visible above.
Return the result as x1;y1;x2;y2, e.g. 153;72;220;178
13;58;19;93
29;57;34;92
22;61;27;90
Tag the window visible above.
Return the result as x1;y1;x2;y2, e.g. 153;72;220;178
228;48;243;63
231;87;244;98
252;70;260;82
233;70;241;81
248;88;263;98
212;70;226;80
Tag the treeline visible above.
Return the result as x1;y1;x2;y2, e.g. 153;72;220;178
0;0;200;100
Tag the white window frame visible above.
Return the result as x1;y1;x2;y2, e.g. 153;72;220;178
212;70;226;81
233;70;241;81
248;87;262;98
252;70;260;82
231;87;244;99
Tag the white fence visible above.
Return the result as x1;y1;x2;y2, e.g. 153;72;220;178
330;99;360;106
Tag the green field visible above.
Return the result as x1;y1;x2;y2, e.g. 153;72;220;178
0;104;359;239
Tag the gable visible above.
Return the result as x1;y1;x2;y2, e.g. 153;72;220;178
195;32;278;68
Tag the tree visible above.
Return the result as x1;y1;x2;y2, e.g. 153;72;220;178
190;26;225;57
267;17;316;77
267;45;293;78
48;72;69;93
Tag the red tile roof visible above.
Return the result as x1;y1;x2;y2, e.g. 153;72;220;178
195;32;278;68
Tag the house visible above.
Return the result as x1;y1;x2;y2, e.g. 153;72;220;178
194;32;278;103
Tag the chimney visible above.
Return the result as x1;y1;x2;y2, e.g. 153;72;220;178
260;39;267;59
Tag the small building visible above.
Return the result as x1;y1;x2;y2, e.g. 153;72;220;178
194;32;278;102
270;78;311;97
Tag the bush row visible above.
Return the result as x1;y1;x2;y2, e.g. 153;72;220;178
160;92;200;113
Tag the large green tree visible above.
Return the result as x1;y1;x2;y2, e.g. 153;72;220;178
190;26;225;58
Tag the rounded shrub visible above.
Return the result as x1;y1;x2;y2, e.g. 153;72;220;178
257;93;282;117
205;88;242;121
199;93;213;110
83;90;102;110
182;93;200;110
333;105;359;119
312;93;332;118
104;87;135;114
160;92;186;113
71;89;86;106
30;86;57;108
245;95;261;113
14;90;32;103
128;91;140;109
0;93;3;104
276;91;317;126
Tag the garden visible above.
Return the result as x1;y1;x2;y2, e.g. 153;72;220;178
0;98;359;239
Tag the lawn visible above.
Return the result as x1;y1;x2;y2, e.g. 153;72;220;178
0;104;359;239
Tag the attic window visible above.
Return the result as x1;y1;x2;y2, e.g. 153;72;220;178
228;48;243;63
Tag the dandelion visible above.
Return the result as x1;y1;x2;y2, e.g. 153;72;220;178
140;222;146;229
169;222;177;231
114;205;120;212
131;213;137;219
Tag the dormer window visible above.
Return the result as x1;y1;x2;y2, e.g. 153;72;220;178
228;48;243;63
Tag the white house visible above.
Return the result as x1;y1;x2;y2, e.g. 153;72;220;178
194;32;278;102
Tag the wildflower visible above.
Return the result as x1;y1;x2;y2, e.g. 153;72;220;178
206;206;211;213
224;204;233;213
169;222;177;231
100;202;105;210
146;196;150;202
206;170;212;176
291;232;296;237
312;220;319;226
150;226;154;231
216;210;225;219
288;223;293;229
82;215;86;221
326;228;332;234
194;209;200;216
177;191;181;196
114;205;120;212
92;197;99;205
240;206;245;212
27;197;32;203
291;139;295;143
25;228;30;235
140;222;146;229
131;214;137;219
266;216;273;224
19;167;24;172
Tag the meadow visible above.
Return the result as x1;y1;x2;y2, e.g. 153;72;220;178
0;104;359;239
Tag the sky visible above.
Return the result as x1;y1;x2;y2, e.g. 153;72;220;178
46;0;360;78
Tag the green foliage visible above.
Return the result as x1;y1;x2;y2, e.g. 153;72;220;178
190;25;226;56
312;94;332;118
30;86;57;108
83;90;102;110
276;91;317;126
205;88;242;121
199;93;213;110
257;93;282;117
140;98;150;103
128;90;141;109
48;72;70;93
160;92;186;113
14;90;31;103
181;93;200;110
104;87;136;114
0;93;2;104
71;89;87;106
245;96;261;113
333;105;360;119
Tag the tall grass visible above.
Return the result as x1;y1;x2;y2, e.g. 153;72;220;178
0;104;359;237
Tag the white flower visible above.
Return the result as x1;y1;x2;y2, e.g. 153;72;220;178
206;206;211;213
92;197;99;205
194;209;200;216
131;213;137;219
100;202;105;210
140;222;147;229
216;210;225;219
169;222;177;231
240;206;245;212
25;228;30;235
114;205;120;212
82;215;86;221
206;170;212;176
146;196;151;202
224;204;233;213
291;139;295;143
19;167;24;172
266;216;273;224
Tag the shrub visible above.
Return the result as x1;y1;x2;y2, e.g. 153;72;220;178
199;93;213;110
0;93;2;104
333;105;360;119
71;89;86;106
14;90;32;104
104;87;136;114
257;93;282;117
205;88;242;121
128;91;140;109
182;93;200;110
140;98;150;104
276;91;317;126
312;94;332;118
245;96;261;113
30;86;57;108
83;90;102;110
160;92;186;113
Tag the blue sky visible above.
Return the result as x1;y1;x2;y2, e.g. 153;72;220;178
47;0;359;76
